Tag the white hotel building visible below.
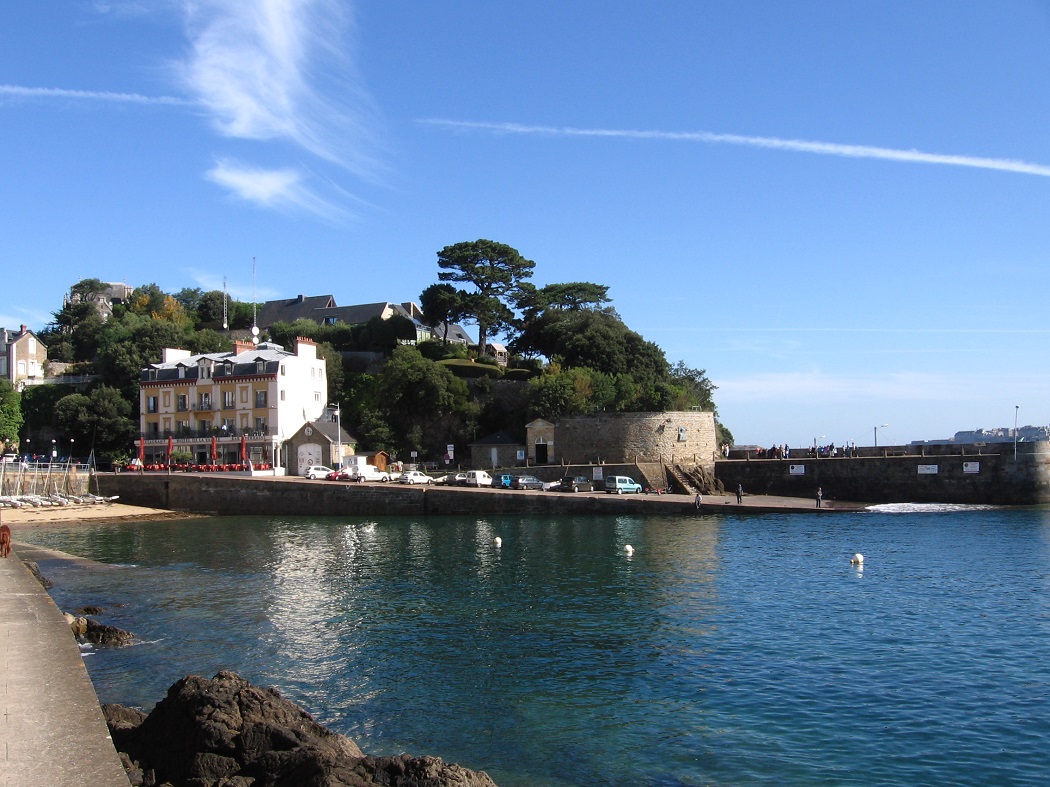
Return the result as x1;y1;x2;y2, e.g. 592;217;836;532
137;338;327;470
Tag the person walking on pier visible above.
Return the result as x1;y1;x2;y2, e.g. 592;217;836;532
816;487;823;508
736;484;743;504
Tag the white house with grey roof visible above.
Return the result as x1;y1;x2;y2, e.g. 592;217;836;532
136;337;327;472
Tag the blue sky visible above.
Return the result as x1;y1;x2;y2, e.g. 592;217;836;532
3;1;1050;448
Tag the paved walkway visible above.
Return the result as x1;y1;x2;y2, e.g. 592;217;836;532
0;545;129;787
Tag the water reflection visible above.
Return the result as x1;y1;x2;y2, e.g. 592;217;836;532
22;509;1050;787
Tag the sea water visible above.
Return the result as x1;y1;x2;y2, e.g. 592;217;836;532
26;507;1050;786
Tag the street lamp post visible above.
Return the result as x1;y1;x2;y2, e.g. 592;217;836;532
874;424;889;449
335;405;341;469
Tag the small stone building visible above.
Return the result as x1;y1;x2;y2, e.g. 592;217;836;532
525;419;556;464
286;420;357;476
470;430;526;470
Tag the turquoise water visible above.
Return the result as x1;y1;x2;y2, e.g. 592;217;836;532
26;507;1050;786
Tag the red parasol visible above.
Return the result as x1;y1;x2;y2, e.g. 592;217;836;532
240;433;247;463
167;435;174;462
210;434;218;461
137;439;145;463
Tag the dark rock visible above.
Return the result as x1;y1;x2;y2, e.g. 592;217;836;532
22;560;53;588
84;618;136;646
104;671;498;787
76;605;106;615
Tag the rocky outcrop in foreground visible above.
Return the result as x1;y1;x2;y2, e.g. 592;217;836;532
103;670;498;787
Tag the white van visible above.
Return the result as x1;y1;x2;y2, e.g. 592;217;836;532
464;470;493;487
604;475;642;494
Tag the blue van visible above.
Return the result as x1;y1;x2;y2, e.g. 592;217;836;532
604;476;642;494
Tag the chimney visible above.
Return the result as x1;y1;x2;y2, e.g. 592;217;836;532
295;336;317;359
20;324;28;335
233;340;255;355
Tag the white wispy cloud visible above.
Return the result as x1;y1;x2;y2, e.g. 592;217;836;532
421;119;1050;178
0;84;189;105
205;158;346;221
177;0;378;174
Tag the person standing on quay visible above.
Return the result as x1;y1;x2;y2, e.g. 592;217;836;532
816;487;823;508
736;484;743;504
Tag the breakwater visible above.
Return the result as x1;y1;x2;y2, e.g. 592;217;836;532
715;441;1050;505
95;472;703;518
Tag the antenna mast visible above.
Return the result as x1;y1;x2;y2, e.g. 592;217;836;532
251;256;260;345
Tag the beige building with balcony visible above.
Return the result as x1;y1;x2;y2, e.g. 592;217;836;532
0;325;47;391
137;338;327;472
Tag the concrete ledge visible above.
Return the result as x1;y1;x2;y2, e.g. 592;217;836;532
0;548;129;787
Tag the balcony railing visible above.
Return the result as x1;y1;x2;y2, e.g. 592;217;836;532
140;425;276;442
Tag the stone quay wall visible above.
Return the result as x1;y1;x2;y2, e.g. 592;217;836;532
95;472;696;518
715;441;1050;505
555;411;717;469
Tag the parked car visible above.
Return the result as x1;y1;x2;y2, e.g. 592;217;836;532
434;472;467;486
397;470;433;485
350;465;391;483
605;475;643;494
464;470;493;487
494;473;515;489
558;476;593;492
303;465;333;480
512;475;544;490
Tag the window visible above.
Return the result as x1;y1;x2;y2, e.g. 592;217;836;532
176;394;188;412
280;365;286;376
255;390;267;408
147;396;158;414
280;390;286;401
254;417;268;431
314;392;321;402
199;419;211;433
256;360;265;374
198;393;212;410
177;420;190;435
178;366;186;379
223;391;235;410
148;369;158;381
200;362;211;379
28;337;36;354
146;422;159;436
225;363;233;375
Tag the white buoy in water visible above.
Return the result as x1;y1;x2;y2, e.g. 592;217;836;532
850;553;864;565
624;544;634;555
494;537;502;548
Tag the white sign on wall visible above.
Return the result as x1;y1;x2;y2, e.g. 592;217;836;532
918;464;939;475
789;464;806;475
963;462;980;474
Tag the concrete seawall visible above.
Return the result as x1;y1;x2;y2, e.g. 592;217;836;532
715;441;1050;505
95;473;709;518
0;548;130;787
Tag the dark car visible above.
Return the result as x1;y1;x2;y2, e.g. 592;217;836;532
511;474;543;490
558;476;593;492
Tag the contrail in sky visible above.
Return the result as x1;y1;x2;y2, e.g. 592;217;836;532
422;119;1050;178
0;84;190;105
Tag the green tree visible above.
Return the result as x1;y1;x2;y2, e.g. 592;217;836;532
374;346;470;455
70;278;108;299
0;380;23;445
419;283;467;344
197;290;229;329
436;239;535;356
